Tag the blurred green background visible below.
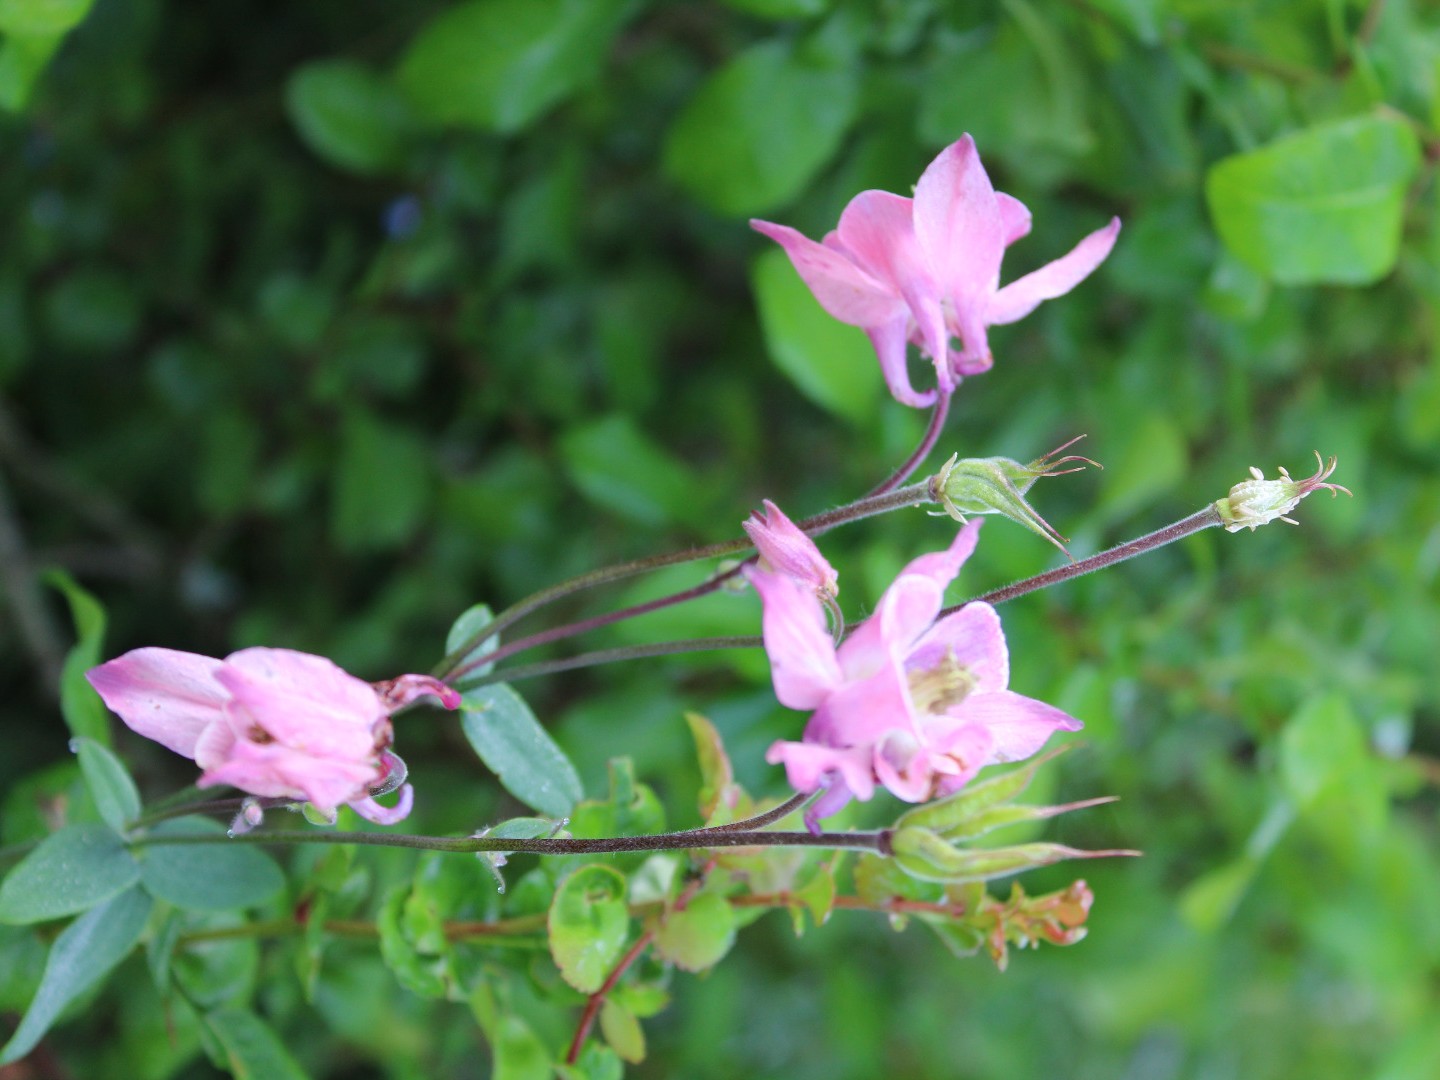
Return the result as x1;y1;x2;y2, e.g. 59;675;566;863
2;0;1439;1076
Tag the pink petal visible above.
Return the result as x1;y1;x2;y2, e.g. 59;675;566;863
951;689;1082;763
746;566;843;710
349;783;414;825
807;650;915;749
898;517;982;587
997;193;1033;244
217;648;385;758
193;717;237;771
833;190;924;287
86;647;228;759
743;500;838;597
199;738;377;809
866;317;939;407
912;135;1005;304
374;674;462;713
987;217;1121;326
908;601;1009;694
929;723;997;797
750;219;904;328
765;740;875;802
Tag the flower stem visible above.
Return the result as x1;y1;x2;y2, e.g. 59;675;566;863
131;826;892;856
440;482;932;684
451;637;762;690
863;392;951;497
955;505;1223;612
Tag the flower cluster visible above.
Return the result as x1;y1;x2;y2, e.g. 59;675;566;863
87;647;459;824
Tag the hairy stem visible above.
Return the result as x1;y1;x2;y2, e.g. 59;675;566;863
132;826;892;856
955;505;1224;612
437;482;932;683
863;392;951;497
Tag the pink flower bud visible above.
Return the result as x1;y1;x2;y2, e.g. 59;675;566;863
742;499;839;600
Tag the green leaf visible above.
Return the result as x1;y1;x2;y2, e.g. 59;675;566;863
558;414;698;528
1179;856;1259;932
663;40;859;215
652;891;736;972
285;59;416;175
1205;114;1421;285
396;0;635;133
0;0;93;35
0;29;63;111
750;248;880;423
43;569;110;745
331;408;433;553
73;737;140;831
461;682;584;817
548;864;630;993
446;603;498;678
684;712;737;823
0;823;139;924
204;1007;311;1080
136;819;286;911
599;998;645;1064
1279;692;1367;808
0;885;151;1065
1094;412;1187;525
377;883;449;999
475;816;561;893
721;0;830;16
470;981;555;1080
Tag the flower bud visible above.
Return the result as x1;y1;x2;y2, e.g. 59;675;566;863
1215;452;1351;533
931;436;1098;557
890;826;1135;884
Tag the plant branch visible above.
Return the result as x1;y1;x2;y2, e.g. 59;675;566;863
132;826;893;856
954;505;1223;612
438;483;932;683
863;391;951;497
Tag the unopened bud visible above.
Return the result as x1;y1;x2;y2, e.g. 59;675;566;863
931;436;1099;558
890;826;1137;884
1215;452;1351;533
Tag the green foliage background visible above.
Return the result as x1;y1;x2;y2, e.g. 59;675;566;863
3;0;1440;1076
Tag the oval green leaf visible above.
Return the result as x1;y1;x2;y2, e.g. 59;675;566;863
1205;114;1421;286
0;886;151;1065
74;737;140;831
396;0;635;133
663;40;859;215
136;819;286;911
652;891;736;972
204;1007;311;1080
750;247;880;423
0;823;139;924
548;864;630;993
461;683;583;818
285;59;416;175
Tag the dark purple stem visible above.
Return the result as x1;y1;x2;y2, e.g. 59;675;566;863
953;505;1223;613
864;391;952;497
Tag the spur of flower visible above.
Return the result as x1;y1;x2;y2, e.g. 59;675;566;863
748;518;1081;829
743;498;838;599
87;647;460;824
752;134;1119;407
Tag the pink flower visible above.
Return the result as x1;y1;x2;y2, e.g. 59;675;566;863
748;519;1080;829
752;134;1120;407
743;499;838;599
86;647;460;824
